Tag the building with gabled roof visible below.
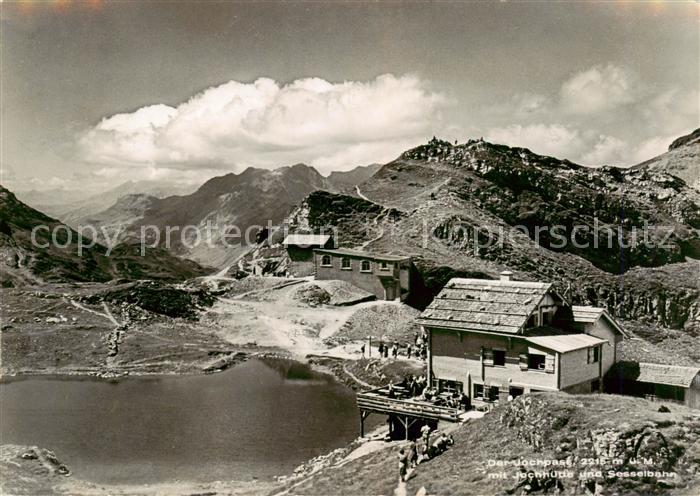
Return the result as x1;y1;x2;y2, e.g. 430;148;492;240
417;271;627;402
313;247;412;301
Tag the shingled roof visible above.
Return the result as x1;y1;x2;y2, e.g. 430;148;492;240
572;305;628;336
634;362;700;388
415;277;552;334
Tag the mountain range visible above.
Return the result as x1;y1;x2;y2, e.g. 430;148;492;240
64;163;381;267
0;186;208;287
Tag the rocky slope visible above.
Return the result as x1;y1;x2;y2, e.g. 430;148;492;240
0;185;207;286
283;393;700;496
326;163;382;192
633;128;700;191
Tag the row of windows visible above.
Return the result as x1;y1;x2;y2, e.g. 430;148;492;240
482;348;555;373
482;346;599;372
319;254;391;272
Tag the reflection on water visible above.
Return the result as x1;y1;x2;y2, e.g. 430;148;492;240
0;358;366;484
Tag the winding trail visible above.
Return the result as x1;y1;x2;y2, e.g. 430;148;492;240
355;185;371;202
341;364;374;389
359;207;389;250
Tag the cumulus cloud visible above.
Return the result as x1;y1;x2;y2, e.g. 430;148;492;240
559;64;642;115
79;74;445;174
580;135;629;165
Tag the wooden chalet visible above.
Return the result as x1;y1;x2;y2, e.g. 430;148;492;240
415;271;627;401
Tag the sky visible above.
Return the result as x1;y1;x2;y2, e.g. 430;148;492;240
1;0;698;195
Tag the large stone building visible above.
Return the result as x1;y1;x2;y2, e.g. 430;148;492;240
416;272;627;401
313;248;411;301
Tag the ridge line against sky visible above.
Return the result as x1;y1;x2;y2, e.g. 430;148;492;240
1;0;698;194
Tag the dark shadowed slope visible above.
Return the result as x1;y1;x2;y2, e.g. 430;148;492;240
0;185;207;286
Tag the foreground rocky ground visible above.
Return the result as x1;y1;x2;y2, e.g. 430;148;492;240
278;394;700;496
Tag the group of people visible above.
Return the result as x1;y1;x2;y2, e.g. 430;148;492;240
397;424;455;482
358;332;429;361
400;374;429;398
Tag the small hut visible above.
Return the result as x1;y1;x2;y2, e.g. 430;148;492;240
610;361;700;409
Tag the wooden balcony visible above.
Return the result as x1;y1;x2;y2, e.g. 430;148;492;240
356;388;462;424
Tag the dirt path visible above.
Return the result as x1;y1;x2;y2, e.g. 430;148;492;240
68;299;121;325
355;185;371;202
341;363;374;389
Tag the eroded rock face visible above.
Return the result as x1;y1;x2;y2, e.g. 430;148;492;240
498;395;700;495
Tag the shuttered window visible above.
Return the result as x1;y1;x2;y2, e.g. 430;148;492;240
545;355;555;373
483;348;494;366
519;353;528;371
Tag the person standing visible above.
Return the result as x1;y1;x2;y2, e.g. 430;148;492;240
398;448;408;482
420;424;431;452
406;344;412;359
360;343;366;358
407;440;417;468
378;342;384;358
392;342;398;359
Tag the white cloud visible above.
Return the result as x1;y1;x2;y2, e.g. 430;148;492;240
580;135;629;165
559;64;641;115
485;124;584;159
79;74;445;174
630;134;680;164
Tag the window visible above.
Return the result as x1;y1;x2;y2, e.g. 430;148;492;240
493;349;506;366
341;258;351;270
439;380;463;394
380;261;390;271
587;346;600;364
483;348;494;366
474;384;484;399
527;354;546;370
360;260;371;272
542;310;554;326
486;385;500;401
509;386;524;398
320;255;332;267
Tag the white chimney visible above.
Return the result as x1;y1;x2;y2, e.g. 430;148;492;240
500;270;513;282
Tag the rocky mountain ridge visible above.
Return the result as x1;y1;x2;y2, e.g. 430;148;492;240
75;162;380;267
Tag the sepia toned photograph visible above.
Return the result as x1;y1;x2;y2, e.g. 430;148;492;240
0;1;699;495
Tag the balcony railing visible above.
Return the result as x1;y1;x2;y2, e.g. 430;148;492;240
356;388;462;422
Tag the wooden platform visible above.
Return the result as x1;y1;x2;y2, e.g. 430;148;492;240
356;388;462;438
